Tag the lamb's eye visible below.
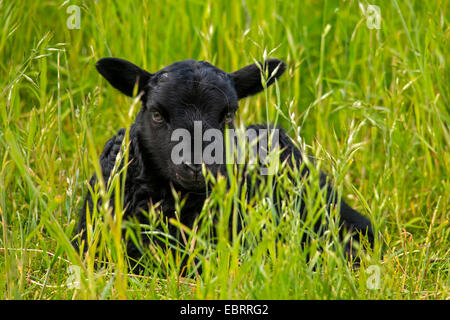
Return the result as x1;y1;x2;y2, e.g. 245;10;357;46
224;112;234;124
151;111;164;123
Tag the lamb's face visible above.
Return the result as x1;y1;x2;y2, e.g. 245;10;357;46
95;57;286;192
139;60;238;191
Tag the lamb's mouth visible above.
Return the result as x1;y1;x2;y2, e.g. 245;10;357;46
175;172;206;191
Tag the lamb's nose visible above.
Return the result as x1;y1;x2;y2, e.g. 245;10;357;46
183;162;202;174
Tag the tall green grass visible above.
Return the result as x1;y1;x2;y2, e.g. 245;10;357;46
0;0;448;299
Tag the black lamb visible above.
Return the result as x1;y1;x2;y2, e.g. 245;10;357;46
76;57;374;271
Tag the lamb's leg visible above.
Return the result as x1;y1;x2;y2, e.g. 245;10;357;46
338;198;374;260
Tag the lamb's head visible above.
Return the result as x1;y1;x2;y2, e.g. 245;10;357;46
95;57;286;191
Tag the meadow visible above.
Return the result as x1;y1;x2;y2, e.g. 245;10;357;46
0;0;448;299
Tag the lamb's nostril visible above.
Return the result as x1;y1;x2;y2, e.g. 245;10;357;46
183;162;202;174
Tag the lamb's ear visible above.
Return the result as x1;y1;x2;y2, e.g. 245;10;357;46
96;57;152;97
229;59;286;99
